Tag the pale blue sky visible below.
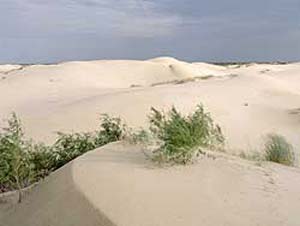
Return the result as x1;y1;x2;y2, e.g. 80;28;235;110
0;0;299;63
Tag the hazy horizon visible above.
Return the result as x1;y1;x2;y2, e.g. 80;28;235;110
0;56;298;66
1;0;300;64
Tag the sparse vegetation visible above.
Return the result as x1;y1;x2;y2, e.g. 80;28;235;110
0;106;225;198
239;151;264;166
29;143;55;179
264;134;295;166
150;76;214;87
0;113;34;202
0;105;223;197
95;114;126;146
239;151;262;161
52;114;125;169
127;128;152;145
148;105;224;164
5;107;297;201
53;132;96;168
0;113;126;200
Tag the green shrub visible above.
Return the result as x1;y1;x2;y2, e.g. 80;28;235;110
28;143;54;179
0;113;126;198
264;134;295;166
95;114;125;146
149;105;224;164
53;132;96;168
52;114;125;169
0;113;34;202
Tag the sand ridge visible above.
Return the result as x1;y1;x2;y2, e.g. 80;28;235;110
1;58;300;225
2;142;300;226
0;58;299;152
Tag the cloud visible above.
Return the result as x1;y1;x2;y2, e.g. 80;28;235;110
76;0;183;37
0;0;183;38
0;0;299;63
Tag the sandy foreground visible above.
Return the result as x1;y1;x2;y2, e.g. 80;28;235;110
1;142;300;226
0;57;300;225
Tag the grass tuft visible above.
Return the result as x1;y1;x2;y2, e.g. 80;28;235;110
264;134;295;166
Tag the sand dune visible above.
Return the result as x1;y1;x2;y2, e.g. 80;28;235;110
0;65;23;74
0;162;109;226
0;57;224;90
1;58;300;225
0;58;299;152
0;57;228;125
2;142;300;226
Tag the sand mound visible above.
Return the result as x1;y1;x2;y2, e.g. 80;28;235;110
2;142;300;226
150;57;227;77
0;60;174;89
0;65;23;74
0;163;113;226
0;58;226;121
1;58;300;225
0;58;224;90
0;58;299;153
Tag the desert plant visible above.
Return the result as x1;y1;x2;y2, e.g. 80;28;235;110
28;143;56;179
95;114;125;146
0;113;34;202
149;105;224;164
53;132;96;168
48;114;126;169
0;113;127;197
264;134;295;166
126;128;152;145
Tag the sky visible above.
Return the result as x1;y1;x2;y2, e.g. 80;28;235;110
0;0;299;63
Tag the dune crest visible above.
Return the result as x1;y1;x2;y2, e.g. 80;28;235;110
1;58;300;225
2;142;300;226
1;58;299;151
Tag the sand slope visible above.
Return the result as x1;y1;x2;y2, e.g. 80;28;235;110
1;58;300;225
0;163;114;226
2;142;300;226
0;58;299;154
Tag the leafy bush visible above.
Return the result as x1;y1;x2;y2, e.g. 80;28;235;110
0;113;126;199
0;113;34;202
264;134;295;166
149;105;224;164
52;114;125;169
0;108;224;198
53;132;96;168
95;114;125;146
28;143;54;179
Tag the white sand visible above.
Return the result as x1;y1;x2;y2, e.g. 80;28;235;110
1;142;300;226
0;65;23;74
0;58;300;225
0;58;299;152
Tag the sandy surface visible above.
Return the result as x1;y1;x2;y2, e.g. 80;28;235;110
1;142;300;226
0;57;300;225
0;58;299;153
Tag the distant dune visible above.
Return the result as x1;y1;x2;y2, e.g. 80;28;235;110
0;57;299;151
1;57;300;225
